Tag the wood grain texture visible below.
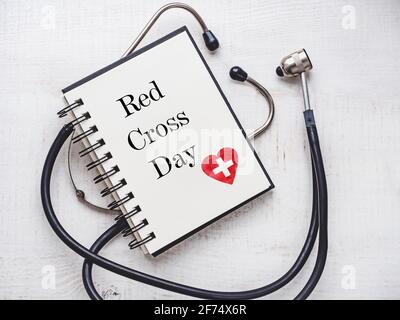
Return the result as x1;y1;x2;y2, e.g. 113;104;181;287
0;0;399;299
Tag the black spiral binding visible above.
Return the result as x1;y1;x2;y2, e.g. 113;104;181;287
58;99;156;250
57;99;83;118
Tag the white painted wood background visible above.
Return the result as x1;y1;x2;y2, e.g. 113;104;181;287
1;0;399;300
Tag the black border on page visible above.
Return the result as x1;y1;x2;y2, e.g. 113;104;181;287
63;26;275;257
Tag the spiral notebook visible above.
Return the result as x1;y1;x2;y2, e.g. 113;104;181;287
61;26;274;256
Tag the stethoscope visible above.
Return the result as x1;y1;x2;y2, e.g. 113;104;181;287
41;2;327;300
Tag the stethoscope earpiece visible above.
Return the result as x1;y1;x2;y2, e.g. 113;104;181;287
230;66;248;82
203;30;220;51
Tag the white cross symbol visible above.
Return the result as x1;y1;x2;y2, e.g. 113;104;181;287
213;157;234;177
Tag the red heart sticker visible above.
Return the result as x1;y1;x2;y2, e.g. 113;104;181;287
201;147;238;185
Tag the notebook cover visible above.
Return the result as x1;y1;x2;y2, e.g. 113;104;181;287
62;26;274;256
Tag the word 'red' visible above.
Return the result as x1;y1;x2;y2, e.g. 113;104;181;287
116;80;165;118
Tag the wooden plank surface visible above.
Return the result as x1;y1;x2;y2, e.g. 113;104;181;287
0;0;399;299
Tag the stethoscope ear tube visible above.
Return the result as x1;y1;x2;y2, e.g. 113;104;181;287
41;107;327;299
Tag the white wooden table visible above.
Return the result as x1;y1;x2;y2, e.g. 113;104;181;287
1;0;399;299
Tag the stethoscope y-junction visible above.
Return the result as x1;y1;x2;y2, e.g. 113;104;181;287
41;2;327;300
